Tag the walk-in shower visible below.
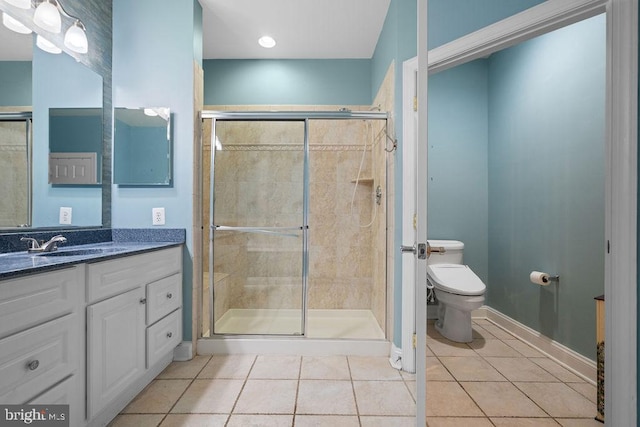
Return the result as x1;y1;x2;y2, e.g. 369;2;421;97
201;110;391;344
0;112;32;228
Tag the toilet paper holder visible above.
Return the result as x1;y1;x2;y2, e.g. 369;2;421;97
543;275;560;283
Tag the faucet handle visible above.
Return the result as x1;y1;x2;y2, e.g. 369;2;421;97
20;237;40;251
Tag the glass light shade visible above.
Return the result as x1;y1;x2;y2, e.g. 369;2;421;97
36;34;61;54
258;36;276;48
33;0;61;33
2;12;31;34
5;0;31;9
64;21;88;53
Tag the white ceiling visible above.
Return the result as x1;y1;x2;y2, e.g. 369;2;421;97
0;0;391;61
200;0;391;59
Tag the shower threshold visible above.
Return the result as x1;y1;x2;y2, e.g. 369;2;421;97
214;308;385;339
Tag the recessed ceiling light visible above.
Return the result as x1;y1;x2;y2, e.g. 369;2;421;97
258;36;276;49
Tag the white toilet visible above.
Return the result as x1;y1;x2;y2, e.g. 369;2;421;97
427;240;486;343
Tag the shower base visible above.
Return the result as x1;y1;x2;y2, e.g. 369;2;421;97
214;308;385;339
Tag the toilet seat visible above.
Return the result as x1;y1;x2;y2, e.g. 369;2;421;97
427;264;486;296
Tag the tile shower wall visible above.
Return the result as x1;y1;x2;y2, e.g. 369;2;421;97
203;106;389;333
0;121;28;227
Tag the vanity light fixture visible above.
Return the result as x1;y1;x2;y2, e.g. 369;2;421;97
258;35;276;48
33;0;61;33
2;0;89;55
2;12;31;33
36;34;61;54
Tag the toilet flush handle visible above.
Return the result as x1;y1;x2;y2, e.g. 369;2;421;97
427;243;445;258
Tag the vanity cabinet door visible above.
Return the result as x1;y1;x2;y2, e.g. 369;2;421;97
87;287;146;419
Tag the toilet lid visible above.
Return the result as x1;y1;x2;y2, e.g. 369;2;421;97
427;264;486;296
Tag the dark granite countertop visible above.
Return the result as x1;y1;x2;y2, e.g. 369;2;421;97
0;228;185;280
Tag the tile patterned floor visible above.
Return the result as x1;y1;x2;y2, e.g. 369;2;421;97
109;318;601;426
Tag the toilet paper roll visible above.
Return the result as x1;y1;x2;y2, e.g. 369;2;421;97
530;271;551;286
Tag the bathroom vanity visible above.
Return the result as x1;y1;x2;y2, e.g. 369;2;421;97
0;231;184;427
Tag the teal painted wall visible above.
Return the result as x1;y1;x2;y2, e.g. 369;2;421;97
203;59;372;105
427;60;489;283
0;61;31;106
428;0;546;49
112;0;201;340
487;14;605;358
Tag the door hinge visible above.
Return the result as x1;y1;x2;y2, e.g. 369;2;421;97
412;333;417;349
413;214;417;230
607;240;610;254
413;96;418;112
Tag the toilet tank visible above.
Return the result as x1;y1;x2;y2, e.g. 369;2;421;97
427;240;464;265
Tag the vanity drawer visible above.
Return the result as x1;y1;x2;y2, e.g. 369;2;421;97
0;267;81;339
87;246;182;303
0;314;78;404
147;273;182;325
147;309;181;368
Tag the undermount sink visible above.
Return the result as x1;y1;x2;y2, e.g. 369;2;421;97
37;248;122;257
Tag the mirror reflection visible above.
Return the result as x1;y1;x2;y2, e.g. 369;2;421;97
113;107;172;186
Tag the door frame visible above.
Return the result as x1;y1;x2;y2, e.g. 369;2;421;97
414;0;637;424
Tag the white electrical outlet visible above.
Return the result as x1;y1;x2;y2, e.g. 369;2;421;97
59;207;72;225
152;207;165;225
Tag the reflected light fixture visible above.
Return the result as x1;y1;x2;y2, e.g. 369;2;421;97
33;0;61;33
36;34;62;54
258;35;276;48
2;0;89;55
64;20;87;53
2;12;31;33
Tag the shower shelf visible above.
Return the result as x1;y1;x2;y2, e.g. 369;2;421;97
351;177;374;184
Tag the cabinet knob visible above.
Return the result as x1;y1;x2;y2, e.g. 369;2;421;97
166;332;173;338
139;298;147;305
167;292;173;299
27;360;39;371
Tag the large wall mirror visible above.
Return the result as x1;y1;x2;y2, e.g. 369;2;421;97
0;16;104;229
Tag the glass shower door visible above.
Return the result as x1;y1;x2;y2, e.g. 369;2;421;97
210;119;307;335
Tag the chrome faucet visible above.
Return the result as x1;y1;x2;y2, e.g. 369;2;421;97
21;235;67;253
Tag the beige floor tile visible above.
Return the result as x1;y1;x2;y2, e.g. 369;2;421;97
555;418;603;426
530;358;585;383
157;356;211;379
567;382;598;403
484;357;557;382
427;338;475;357
296;380;357;415
348;356;403;381
159;414;228;427
478;324;516;340
122;380;191;414
353;381;416;416
461;382;547;417
503;339;545;357
400;370;416;381
405;380;416;402
360;416;416;426
108;414;164;427
294;415;360;426
226;414;293;426
427;417;493;427
198;355;256;379
468;339;523;357
514;382;595;418
233;379;297;414
425;345;434;357
301;356;350;380
249;355;300;379
171;379;244;414
425;381;483;417
472;325;497;340
490;418;560;426
426;357;455;381
439;356;506;382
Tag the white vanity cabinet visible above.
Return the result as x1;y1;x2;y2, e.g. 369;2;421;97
86;246;182;423
0;267;84;425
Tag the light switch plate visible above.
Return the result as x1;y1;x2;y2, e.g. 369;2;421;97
59;207;72;225
152;207;165;225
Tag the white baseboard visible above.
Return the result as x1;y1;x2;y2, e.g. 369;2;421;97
173;341;194;361
481;306;596;383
